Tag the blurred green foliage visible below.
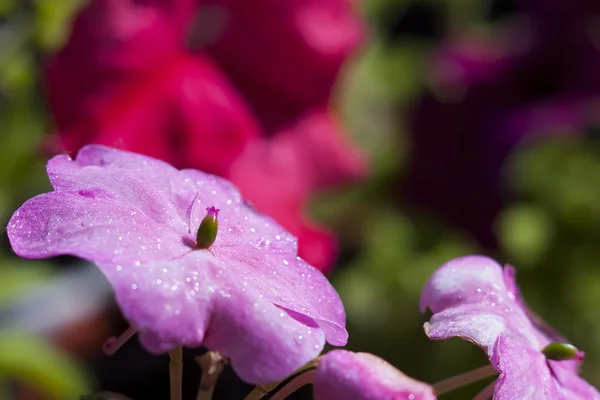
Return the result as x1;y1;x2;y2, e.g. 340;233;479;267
0;0;91;398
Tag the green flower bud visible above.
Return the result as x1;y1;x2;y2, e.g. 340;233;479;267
196;206;219;249
542;342;584;361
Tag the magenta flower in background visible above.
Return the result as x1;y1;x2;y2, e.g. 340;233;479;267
420;255;600;399
202;0;365;132
314;350;437;400
228;110;368;268
44;0;368;271
7;145;348;384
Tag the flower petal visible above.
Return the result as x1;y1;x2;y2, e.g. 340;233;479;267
314;350;436;400
185;175;348;346
493;335;599;400
203;285;325;384
47;146;195;236
421;256;600;399
100;251;325;384
420;255;539;349
7;190;189;264
47;0;193;74
203;0;364;130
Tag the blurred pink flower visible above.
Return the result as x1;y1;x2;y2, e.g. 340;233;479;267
314;350;436;400
228;110;368;270
47;53;261;177
420;256;600;399
202;0;365;131
44;0;367;271
7;145;348;384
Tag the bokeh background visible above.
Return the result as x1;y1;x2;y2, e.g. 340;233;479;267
1;0;600;399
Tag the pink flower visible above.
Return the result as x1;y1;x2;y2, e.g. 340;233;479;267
227;110;368;271
47;50;261;177
420;256;600;399
203;0;365;131
314;350;436;400
7;145;347;384
44;0;368;271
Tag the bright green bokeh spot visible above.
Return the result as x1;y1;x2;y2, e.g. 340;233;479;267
496;204;553;267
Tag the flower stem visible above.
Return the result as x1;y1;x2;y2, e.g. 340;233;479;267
472;381;495;400
244;359;320;400
169;347;183;400
195;351;227;400
432;364;498;395
268;369;316;400
102;326;137;355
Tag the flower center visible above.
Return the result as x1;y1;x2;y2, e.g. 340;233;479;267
196;206;219;249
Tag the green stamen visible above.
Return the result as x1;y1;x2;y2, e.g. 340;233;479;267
196;206;219;249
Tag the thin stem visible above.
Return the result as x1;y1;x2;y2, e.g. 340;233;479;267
472;381;495;400
244;387;268;400
268;369;316;400
196;351;226;400
432;364;498;396
102;326;137;356
244;361;320;400
169;347;183;400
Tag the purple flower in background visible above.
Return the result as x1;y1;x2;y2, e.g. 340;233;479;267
7;145;347;384
314;350;436;400
404;2;600;246
420;255;600;399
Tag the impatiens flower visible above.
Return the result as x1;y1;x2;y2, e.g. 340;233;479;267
420;255;600;399
314;350;436;400
47;50;261;177
7;145;348;384
227;110;368;271
45;0;368;271
202;0;365;131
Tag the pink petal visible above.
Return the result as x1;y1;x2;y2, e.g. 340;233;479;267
185;173;348;345
9;145;348;383
47;147;194;236
48;53;261;177
420;256;540;354
314;350;436;400
100;251;325;384
270;111;369;190
493;336;598;400
203;0;365;130
51;0;193;73
421;256;600;399
7;190;189;264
